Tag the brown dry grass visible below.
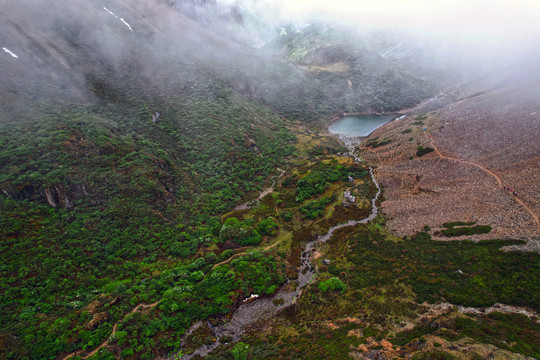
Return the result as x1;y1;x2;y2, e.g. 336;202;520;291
361;76;540;248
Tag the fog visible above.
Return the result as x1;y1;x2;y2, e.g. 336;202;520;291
2;0;540;120
221;0;540;76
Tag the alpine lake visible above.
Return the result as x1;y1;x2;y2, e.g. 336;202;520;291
328;114;398;136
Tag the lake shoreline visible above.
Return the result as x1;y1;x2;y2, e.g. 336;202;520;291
328;113;400;138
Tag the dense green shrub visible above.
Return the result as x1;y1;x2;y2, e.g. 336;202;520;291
300;196;335;219
219;218;262;246
295;164;347;202
441;225;492;237
318;277;347;293
231;342;250;360
347;228;539;309
366;138;392;148
257;217;278;236
442;221;476;228
416;146;434;157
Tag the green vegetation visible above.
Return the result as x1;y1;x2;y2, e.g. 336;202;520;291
392;311;540;358
318;277;347;293
440;221;492;237
300;195;335;219
449;312;539;356
1;22;536;359
416;146;435;157
0;93;378;359
443;221;477;228
346;230;539;308
402;128;413;134
225;217;540;359
412;114;428;126
442;225;492;237
366;137;392;148
231;342;250;360
220;218;262;246
231;223;539;360
295;163;350;202
0;61;298;359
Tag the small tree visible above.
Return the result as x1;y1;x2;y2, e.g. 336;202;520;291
318;277;347;293
231;342;249;360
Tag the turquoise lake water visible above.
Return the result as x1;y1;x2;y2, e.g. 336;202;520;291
328;114;397;136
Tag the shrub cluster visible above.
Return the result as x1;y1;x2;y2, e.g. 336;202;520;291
441;225;492;237
416;146;434;157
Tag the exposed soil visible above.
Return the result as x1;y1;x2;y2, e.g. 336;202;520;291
361;74;540;249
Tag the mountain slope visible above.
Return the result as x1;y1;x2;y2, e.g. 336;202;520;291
361;71;540;246
0;1;445;359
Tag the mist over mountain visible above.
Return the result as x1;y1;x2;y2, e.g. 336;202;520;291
1;1;539;359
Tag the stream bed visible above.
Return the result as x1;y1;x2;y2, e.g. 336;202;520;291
178;134;380;359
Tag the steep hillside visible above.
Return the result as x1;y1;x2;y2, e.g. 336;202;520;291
360;72;540;247
0;1;295;358
3;1;534;360
262;23;435;120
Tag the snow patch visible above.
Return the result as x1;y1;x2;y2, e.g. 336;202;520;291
104;7;118;19
104;7;133;31
120;18;133;31
2;47;19;58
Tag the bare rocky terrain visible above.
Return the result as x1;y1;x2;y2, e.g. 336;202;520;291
361;73;540;248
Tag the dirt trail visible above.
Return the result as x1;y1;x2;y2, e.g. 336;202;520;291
63;218;283;358
178;138;382;360
211;240;283;270
61;300;161;360
426;133;540;231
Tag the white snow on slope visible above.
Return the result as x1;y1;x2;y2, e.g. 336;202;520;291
103;7;118;19
104;7;133;31
120;18;133;31
2;47;19;58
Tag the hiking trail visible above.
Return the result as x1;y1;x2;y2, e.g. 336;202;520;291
62;300;161;360
425;133;540;231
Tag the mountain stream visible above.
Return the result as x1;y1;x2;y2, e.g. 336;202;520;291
178;135;379;359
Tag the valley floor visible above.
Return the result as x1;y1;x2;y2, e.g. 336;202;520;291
182;112;539;360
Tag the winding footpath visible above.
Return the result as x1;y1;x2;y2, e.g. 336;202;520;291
425;132;540;231
210;239;284;270
62;301;161;360
233;168;285;211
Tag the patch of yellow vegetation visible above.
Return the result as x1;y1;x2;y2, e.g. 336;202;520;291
272;229;293;253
